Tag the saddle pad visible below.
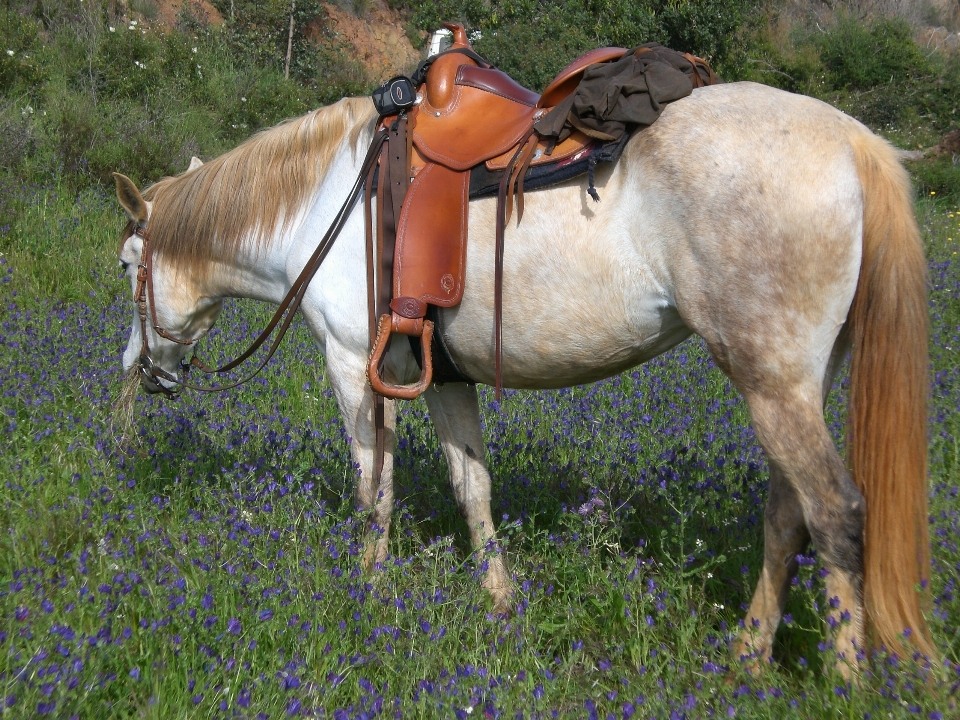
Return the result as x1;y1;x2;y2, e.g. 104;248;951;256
394;161;469;307
469;134;629;199
413;66;539;171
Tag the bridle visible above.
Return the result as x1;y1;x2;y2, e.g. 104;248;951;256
130;223;197;395
128;127;388;395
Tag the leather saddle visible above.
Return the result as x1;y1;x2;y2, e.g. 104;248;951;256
367;23;624;400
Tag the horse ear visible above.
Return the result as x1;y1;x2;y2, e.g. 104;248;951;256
187;156;204;172
113;173;147;225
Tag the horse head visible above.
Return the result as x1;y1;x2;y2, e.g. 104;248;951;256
113;167;223;395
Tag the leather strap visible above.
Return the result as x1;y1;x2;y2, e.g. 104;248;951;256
364;150;387;501
493;139;526;398
491;129;540;399
366;114;440;397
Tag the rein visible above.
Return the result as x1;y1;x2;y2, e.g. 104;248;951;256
133;128;388;394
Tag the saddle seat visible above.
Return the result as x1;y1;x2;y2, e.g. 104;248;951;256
412;25;625;172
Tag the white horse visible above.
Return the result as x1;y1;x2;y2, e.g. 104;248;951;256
113;81;934;673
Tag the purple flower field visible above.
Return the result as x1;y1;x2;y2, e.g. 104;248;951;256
0;200;958;718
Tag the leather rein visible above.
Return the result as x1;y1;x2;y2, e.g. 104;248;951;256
131;129;387;395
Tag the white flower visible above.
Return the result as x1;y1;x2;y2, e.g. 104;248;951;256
109;26;115;32
192;47;197;53
130;19;137;25
5;50;13;56
240;96;246;102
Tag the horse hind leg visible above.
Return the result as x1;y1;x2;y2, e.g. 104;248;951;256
733;462;809;671
734;329;854;672
724;347;865;677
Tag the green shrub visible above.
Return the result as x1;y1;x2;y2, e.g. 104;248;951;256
0;97;35;170
818;16;932;91
395;0;755;91
95;23;165;100
659;0;749;69
915;51;960;133
130;0;160;21
210;0;326;81
469;0;659;92
48;88;98;176
0;10;46;91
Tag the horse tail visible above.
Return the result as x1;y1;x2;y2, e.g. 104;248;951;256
847;131;934;659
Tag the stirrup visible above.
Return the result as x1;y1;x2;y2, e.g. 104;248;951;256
367;314;434;400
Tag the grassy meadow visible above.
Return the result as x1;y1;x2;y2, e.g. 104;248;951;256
2;0;960;716
0;178;958;718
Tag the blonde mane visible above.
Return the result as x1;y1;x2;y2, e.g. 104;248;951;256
143;96;377;278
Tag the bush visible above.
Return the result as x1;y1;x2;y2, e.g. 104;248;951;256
0;0;366;190
395;0;756;91
915;51;960;134
95;23;165;100
0;97;35;170
0;10;46;92
818;16;931;90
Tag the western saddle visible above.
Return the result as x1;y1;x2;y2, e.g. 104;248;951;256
366;23;634;402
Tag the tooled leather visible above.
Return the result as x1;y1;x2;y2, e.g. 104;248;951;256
393;162;469;307
390;296;427;319
414;81;539;170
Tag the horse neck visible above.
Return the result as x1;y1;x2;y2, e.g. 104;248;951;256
197;136;368;306
202;233;296;305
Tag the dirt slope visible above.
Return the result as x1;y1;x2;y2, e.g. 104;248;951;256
150;0;224;27
321;2;423;81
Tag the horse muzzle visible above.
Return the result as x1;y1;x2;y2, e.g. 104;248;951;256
137;355;182;397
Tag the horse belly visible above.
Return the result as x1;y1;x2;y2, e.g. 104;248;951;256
436;188;689;389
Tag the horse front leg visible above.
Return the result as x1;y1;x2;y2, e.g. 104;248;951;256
325;343;397;570
423;384;513;613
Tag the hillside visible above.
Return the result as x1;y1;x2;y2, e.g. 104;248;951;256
0;0;958;204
